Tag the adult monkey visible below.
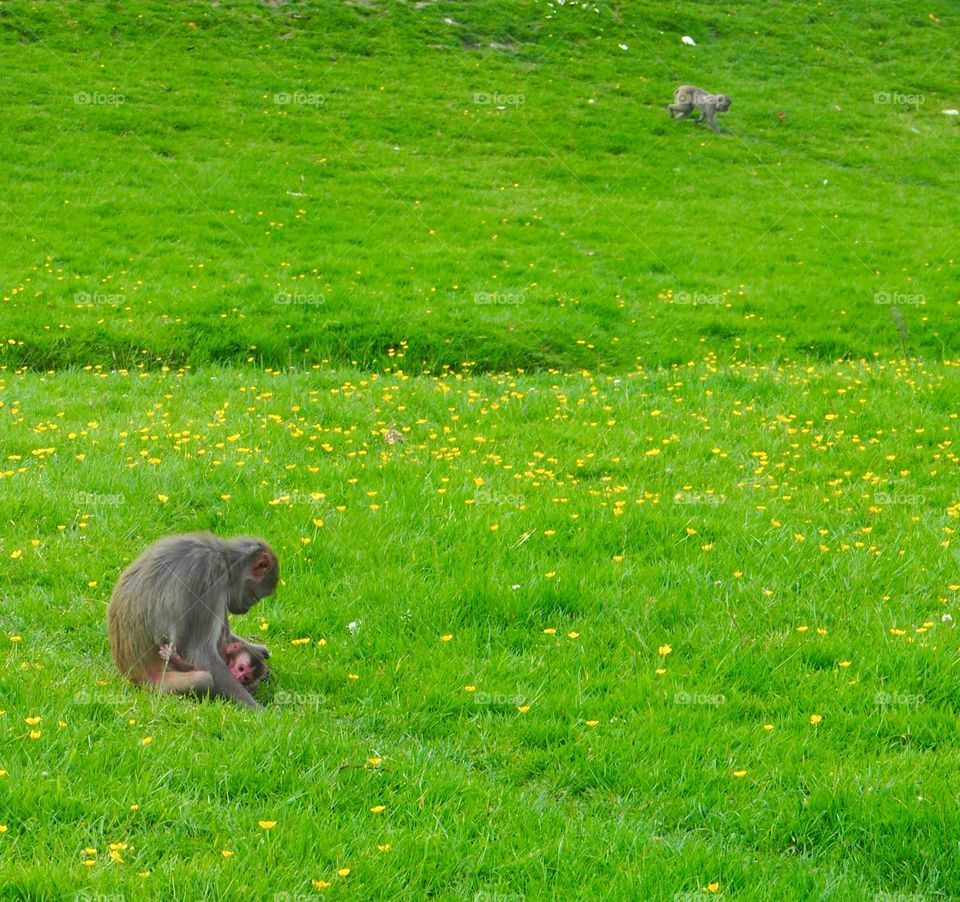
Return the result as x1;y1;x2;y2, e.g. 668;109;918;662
108;532;278;709
668;85;732;134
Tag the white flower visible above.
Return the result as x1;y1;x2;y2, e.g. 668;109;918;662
682;35;696;46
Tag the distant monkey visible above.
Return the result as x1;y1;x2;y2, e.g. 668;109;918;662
108;532;278;709
668;85;732;133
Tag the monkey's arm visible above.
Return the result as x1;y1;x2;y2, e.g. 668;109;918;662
222;620;270;660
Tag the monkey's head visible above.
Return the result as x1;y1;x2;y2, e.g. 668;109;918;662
715;94;732;112
228;538;280;614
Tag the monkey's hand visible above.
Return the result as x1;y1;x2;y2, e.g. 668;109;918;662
246;641;270;660
222;621;270;660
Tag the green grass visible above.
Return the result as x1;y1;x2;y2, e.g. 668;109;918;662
2;0;960;898
2;0;959;371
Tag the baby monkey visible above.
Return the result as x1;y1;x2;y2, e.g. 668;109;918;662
159;636;268;690
668;85;732;133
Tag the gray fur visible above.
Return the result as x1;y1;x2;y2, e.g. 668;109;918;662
107;532;279;709
668;85;732;134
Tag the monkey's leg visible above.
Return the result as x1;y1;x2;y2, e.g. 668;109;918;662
152;669;215;696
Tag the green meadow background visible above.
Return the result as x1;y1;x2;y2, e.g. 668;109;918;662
2;0;960;898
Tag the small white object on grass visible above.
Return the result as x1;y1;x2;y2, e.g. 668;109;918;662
348;620;362;634
942;109;960;115
681;35;696;46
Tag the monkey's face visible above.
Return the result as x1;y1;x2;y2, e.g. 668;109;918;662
230;549;280;613
715;94;732;112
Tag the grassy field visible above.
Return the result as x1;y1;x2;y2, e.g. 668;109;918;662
2;0;960;899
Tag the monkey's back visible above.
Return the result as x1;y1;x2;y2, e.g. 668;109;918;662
107;532;230;677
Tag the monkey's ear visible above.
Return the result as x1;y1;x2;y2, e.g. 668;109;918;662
250;552;273;580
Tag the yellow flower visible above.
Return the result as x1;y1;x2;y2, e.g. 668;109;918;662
810;714;823;725
464;685;476;693
259;820;277;829
440;634;453;642
567;631;580;639
157;494;169;503
585;720;599;727
312;881;332;889
378;844;391;852
543;628;556;635
337;868;350;877
370;805;386;814
518;705;530;714
368;757;382;766
733;770;747;778
222;849;234;857
658;644;672;656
